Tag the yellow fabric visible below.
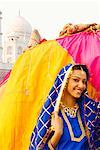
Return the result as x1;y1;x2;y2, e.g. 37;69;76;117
0;40;73;150
0;83;7;99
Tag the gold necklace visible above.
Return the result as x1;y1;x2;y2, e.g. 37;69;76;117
60;102;79;118
61;108;86;142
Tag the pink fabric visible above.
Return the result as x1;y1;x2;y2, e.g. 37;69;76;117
56;31;100;101
0;70;11;87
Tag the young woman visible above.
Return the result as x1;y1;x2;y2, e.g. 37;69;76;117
29;64;99;150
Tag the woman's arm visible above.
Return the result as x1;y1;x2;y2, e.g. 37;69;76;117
48;112;63;149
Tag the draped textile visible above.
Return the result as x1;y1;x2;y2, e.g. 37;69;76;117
0;30;100;150
57;31;100;101
0;41;73;150
0;71;11;99
0;70;11;87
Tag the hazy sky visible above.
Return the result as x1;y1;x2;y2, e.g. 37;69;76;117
0;0;100;40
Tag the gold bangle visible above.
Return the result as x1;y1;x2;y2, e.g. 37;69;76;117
48;140;55;150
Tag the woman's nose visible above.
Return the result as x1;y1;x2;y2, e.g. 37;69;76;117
78;81;84;88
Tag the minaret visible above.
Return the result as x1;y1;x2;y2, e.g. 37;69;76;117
0;11;3;62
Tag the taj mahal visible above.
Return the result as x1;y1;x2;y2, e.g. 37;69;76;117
0;11;33;80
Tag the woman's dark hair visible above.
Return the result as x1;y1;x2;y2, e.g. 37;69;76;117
72;64;89;80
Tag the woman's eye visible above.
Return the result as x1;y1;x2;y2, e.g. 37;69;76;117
83;80;87;84
73;79;79;82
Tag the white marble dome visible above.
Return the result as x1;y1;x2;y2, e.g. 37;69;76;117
6;14;32;34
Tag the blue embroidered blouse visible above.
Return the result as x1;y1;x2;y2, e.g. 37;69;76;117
44;109;89;150
55;111;88;150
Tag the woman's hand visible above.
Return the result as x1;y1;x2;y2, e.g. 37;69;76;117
48;112;63;149
51;112;63;136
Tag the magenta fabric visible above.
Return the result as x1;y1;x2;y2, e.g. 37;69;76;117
0;70;11;86
56;31;100;101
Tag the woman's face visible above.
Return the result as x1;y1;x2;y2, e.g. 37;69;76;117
66;69;87;98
